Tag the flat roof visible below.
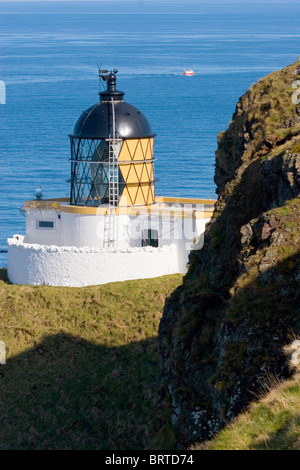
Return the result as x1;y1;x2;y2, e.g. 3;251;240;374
23;197;216;219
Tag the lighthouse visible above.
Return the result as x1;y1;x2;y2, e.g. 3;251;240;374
7;71;215;287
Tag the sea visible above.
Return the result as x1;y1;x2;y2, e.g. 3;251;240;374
1;0;300;267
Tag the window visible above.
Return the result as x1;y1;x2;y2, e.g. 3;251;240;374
142;229;158;248
70;138;125;206
37;220;54;229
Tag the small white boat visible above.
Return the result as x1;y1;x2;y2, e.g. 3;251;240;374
183;69;194;76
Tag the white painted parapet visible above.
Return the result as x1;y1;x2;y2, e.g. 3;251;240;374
7;236;180;287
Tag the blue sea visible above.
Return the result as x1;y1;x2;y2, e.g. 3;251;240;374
1;1;300;267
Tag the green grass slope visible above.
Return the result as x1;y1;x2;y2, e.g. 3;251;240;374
0;270;182;450
192;371;300;450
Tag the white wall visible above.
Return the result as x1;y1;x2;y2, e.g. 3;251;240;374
60;212;127;248
7;236;181;287
25;209;61;246
168;217;209;272
24;207;209;254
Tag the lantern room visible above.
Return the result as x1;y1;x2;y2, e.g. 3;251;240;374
69;70;155;208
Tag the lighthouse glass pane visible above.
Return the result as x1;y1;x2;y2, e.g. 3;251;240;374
70;138;125;206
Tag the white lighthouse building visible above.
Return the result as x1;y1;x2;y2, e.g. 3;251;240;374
7;71;215;287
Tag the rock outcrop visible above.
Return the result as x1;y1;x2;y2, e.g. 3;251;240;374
158;61;300;449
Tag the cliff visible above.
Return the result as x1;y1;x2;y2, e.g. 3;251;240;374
158;61;300;449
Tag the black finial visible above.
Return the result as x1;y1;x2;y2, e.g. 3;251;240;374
99;69;124;102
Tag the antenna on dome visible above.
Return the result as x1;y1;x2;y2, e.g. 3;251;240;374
97;63;107;93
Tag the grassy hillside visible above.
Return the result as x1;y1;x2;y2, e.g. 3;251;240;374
0;270;182;450
192;371;300;450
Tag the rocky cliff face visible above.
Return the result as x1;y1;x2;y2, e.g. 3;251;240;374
158;61;300;448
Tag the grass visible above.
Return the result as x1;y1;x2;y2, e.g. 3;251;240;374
0;270;183;450
191;372;300;450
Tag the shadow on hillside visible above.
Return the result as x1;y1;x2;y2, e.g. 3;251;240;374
0;332;160;450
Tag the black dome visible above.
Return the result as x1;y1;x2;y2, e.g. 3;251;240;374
71;72;153;139
71;101;153;139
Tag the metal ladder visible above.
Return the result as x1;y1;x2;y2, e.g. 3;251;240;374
104;98;120;248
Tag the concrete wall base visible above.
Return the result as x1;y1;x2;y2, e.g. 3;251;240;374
7;236;182;287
